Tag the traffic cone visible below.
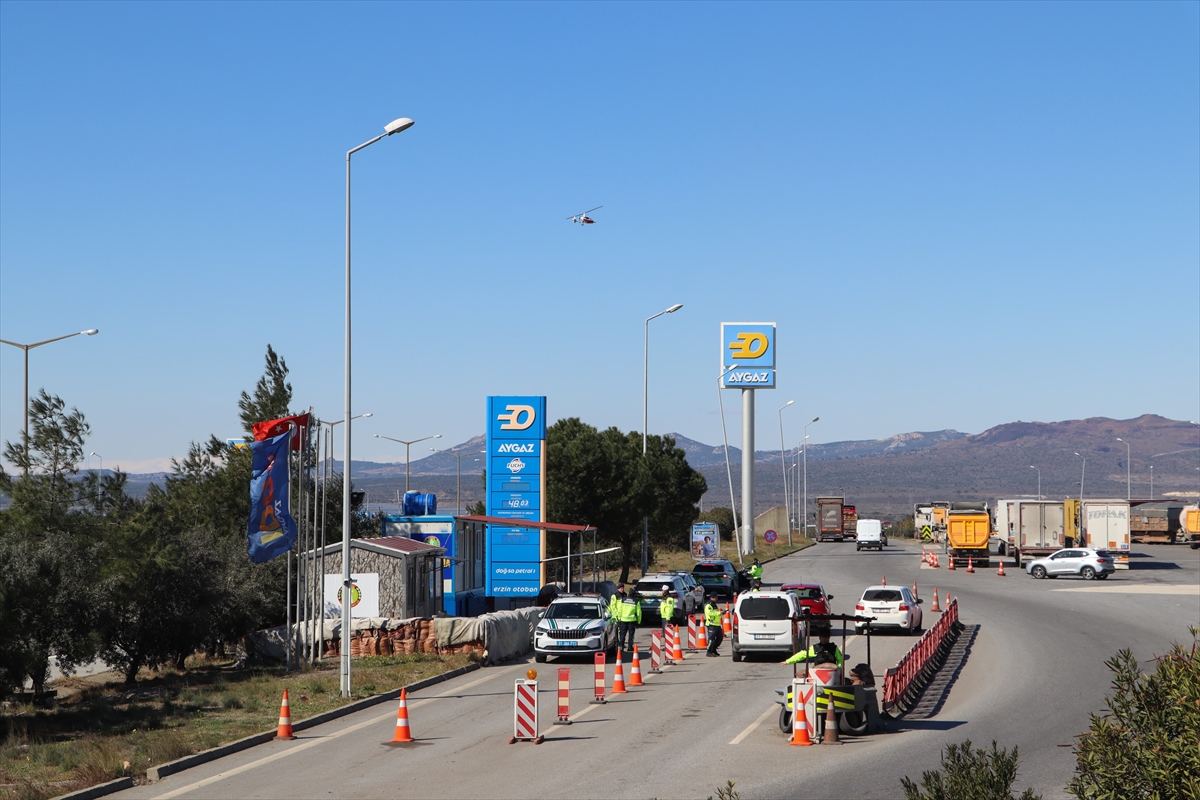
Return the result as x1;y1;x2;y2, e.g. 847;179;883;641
629;645;644;687
390;688;414;743
933;553;939;568
912;580;918;601
931;588;941;613
997;560;1006;577
276;689;295;740
822;696;841;745
612;650;628;694
671;624;685;662
947;556;956;571
967;558;975;574
722;605;732;635
789;697;813;746
697;622;709;651
881;574;886;585
944;591;951;608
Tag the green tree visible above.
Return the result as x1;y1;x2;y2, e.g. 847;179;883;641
902;740;1041;800
238;344;293;437
1068;628;1200;800
634;432;707;564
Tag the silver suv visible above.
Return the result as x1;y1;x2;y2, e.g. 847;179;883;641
533;595;618;662
636;573;702;621
1025;548;1115;580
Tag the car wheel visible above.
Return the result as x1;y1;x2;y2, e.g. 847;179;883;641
779;706;792;734
534;652;546;663
732;647;744;663
1081;566;1096;580
1031;565;1047;579
1097;572;1109;580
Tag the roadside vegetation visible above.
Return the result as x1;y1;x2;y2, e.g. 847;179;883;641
0;653;475;800
902;740;1041;800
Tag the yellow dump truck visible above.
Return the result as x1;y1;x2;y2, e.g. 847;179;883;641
945;504;991;567
1181;505;1200;549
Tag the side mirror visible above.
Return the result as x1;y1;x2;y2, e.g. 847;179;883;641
827;594;834;600
916;598;924;604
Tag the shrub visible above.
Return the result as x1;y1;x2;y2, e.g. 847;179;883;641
901;739;1041;800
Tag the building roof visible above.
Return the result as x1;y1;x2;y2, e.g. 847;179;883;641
311;536;444;559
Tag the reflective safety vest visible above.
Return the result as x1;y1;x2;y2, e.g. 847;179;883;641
660;597;675;622
784;642;843;667
703;603;723;626
617;596;642;623
608;593;623;619
748;563;763;580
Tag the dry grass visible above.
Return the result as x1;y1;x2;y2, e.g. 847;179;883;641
0;652;476;800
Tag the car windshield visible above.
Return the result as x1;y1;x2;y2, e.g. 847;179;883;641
862;589;902;602
789;587;822;599
739;597;792;620
693;564;729;574
634;582;670;596
545;602;602;620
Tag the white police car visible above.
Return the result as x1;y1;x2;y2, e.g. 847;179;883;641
533;595;618;663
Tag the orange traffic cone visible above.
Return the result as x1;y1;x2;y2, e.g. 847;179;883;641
789;693;813;746
722;605;732;635
697;622;709;651
931;587;941;612
612;651;628;694
997;560;1006;577
629;645;644;687
967;558;975;574
933;553;940;568
671;624;685;662
390;688;414;743
276;689;295;740
912;581;918;601
945;591;951;608
947;556;956;571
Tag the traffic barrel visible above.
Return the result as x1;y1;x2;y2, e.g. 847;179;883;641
629;645;644;686
789;682;813;747
997;560;1006;577
591;653;606;704
275;689;295;740
967;558;975;574
671;624;685;663
687;615;699;652
931;587;941;613
555;668;571;724
390;688;414;743
649;630;663;673
612;650;628;694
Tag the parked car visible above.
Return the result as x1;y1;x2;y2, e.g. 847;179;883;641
533;594;618;662
574;580;619;604
780;583;833;615
1025;548;1114;580
634;574;701;621
691;559;741;600
731;591;803;661
854;585;923;635
855;519;885;551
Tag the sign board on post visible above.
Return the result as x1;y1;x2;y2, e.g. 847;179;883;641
721;322;777;389
486;396;547;597
764;529;778;544
322;573;379;618
691;522;720;559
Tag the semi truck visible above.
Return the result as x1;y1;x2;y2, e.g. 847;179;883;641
816;497;845;542
1128;501;1186;544
843;504;858;540
1182;505;1200;549
1000;500;1066;568
945;503;991;567
1079;499;1131;569
913;501;951;542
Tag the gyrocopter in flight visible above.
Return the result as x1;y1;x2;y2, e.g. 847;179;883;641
568;206;602;226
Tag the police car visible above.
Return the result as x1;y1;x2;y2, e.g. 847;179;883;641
533;594;618;662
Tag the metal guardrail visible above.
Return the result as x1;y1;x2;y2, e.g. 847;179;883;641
881;598;959;712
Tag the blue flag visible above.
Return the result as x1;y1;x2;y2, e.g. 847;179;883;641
247;432;297;563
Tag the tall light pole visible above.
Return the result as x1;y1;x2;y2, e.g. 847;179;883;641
89;451;103;475
1149;465;1154;499
777;399;794;545
325;413;373;471
802;417;819;537
641;303;683;575
717;364;741;564
1;329;99;472
1029;465;1040;500
1074;452;1085;501
343;116;413;698
1115;438;1131;499
374;433;442;493
432;448;485;514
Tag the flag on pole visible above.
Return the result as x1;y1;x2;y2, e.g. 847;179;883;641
247;432;297;563
251;413;311;451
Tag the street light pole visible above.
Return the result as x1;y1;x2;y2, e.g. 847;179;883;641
1115;438;1131;500
374;433;442;493
1074;452;1086;502
641;303;683;575
342;116;413;699
1029;465;1040;500
777;399;794;545
432;448;485;514
1;329;99;472
1150;465;1154;499
802;417;819;538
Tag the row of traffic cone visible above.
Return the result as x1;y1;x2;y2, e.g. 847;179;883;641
275;686;416;744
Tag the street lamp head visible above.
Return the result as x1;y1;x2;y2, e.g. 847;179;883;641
1029;465;1036;469
83;329;99;336
784;400;795;408
360;412;373;418
373;434;383;439
811;417;820;423
665;304;683;314
384;117;415;135
434;434;442;439
1116;438;1124;443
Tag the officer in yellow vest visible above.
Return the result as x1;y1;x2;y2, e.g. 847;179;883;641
615;587;642;652
659;587;676;631
704;594;724;656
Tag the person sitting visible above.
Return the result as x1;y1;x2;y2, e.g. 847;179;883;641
780;623;843;667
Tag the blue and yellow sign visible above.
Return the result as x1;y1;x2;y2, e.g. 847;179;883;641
721;322;776;389
486;396;547;597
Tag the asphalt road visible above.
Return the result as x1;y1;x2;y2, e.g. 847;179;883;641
113;540;1200;800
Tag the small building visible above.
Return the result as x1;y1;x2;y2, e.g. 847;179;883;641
313;537;445;620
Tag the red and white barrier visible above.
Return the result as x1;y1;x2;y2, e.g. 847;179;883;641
591;653;606;704
687;615;699;652
555;667;571;724
650;630;663;673
510;680;543;744
881;598;960;713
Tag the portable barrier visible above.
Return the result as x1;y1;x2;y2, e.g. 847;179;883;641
650;630;663;673
789;680;814;746
591;653;606;704
555;668;571;724
510;679;543;744
881;598;960;714
687;615;699;652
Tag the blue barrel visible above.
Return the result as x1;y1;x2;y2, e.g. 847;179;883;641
403;491;438;516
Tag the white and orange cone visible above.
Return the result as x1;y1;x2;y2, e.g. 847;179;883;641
612;651;628;694
967;558;975;574
997;560;1006;577
671;624;685;662
931;587;941;613
276;689;295;740
789;693;812;746
629;645;644;687
390;688;414;743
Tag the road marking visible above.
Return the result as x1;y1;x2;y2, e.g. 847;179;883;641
149;664;524;799
1050;584;1199;595
729;704;777;745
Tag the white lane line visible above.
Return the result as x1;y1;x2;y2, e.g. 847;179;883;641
729;704;777;745
1050;584;1199;594
150;664;524;799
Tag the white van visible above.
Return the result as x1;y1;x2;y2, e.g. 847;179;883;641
731;591;802;662
856;519;884;551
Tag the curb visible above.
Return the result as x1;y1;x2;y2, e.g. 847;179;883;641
146;661;481;782
53;777;134;800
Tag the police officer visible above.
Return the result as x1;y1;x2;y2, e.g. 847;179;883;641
781;622;843;667
659;586;676;635
616;585;642;651
750;579;763;592
704;593;724;656
608;584;625;622
748;559;763;581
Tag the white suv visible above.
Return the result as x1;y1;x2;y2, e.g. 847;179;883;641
533;595;618;662
731;591;802;661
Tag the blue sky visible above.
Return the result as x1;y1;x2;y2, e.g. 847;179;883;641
2;1;1197;473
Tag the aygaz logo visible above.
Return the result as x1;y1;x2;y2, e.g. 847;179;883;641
728;331;770;360
498;404;536;430
721;322;777;389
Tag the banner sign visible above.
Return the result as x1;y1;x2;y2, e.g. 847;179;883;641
246;432;297;563
721;322;777;389
322;573;380;618
691;522;720;559
486;396;547;597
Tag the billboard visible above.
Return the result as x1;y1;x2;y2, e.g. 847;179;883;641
721;322;777;388
691;522;721;559
486;396;547;597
